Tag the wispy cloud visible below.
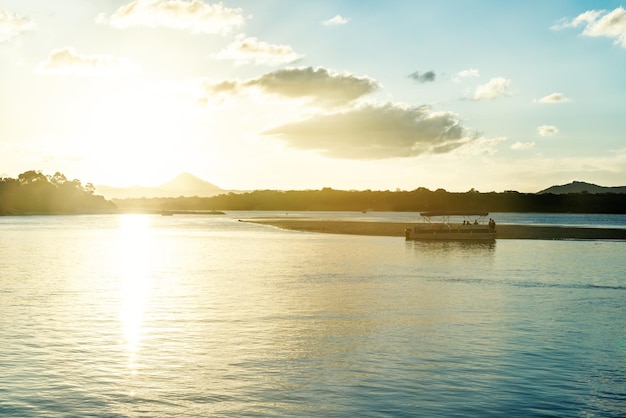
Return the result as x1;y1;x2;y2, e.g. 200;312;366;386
322;15;349;26
201;66;379;107
537;125;559;137
553;7;626;47
511;141;535;150
35;47;140;76
0;10;36;42
536;92;570;103
96;0;244;35
453;68;479;82
214;34;303;66
263;103;483;159
408;71;436;83
473;77;511;100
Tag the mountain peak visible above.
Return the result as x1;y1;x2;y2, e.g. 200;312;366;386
160;172;221;192
95;173;224;199
538;181;626;194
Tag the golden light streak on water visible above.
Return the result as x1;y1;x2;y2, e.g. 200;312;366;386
116;215;153;375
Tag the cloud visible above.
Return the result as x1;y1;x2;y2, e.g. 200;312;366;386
322;15;349;26
96;0;244;35
537;125;559;137
36;47;140;76
0;10;36;42
408;71;436;83
262;103;480;159
453;68;479;82
554;7;626;47
473;77;511;100
214;34;303;66
511;141;535;150
202;66;380;106
536;92;570;103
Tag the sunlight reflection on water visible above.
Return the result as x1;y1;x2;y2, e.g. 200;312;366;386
116;215;152;374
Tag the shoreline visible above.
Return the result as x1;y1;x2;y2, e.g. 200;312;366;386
245;219;626;240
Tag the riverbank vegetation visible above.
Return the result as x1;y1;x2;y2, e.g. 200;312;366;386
114;187;626;214
3;170;624;215
0;171;116;214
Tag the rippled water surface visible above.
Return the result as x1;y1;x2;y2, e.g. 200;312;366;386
1;214;625;417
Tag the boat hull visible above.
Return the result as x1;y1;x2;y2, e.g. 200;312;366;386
405;226;496;241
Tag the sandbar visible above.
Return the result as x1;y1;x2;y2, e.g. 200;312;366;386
244;219;626;240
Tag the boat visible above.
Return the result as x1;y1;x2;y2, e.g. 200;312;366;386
405;211;496;241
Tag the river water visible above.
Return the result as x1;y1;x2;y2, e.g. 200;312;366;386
1;213;625;417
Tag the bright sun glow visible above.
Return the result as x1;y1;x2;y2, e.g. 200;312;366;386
83;84;202;187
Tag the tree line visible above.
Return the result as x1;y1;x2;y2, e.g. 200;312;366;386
114;187;626;214
0;170;115;215
3;171;623;215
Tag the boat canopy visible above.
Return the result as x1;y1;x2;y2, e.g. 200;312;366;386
420;211;489;217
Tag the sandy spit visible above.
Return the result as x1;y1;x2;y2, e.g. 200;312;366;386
243;219;626;240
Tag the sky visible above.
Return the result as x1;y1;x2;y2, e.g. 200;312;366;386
1;0;626;192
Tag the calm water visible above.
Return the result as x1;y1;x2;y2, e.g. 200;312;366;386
263;211;626;229
1;213;625;417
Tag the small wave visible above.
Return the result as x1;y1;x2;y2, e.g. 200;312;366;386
430;276;626;291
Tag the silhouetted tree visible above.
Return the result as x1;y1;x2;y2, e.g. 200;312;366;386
0;170;115;214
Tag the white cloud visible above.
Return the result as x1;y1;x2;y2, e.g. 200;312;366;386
511;141;535;150
322;15;349;26
537;125;559;137
536;92;570;103
473;77;511;100
0;10;35;42
551;11;602;30
96;0;244;35
555;7;626;47
214;34;303;66
571;10;604;27
262;103;482;159
35;47;140;76
202;66;380;107
453;68;479;82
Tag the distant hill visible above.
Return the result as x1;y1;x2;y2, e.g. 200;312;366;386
96;173;226;199
538;181;626;194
